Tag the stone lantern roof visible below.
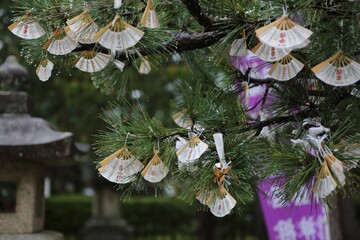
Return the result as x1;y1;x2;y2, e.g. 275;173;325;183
0;56;73;165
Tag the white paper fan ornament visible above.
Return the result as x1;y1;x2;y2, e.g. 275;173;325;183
269;54;304;81
65;10;98;44
113;59;125;71
172;109;193;129
98;148;144;184
209;185;237;217
313;162;337;198
139;57;151;74
253;42;290;62
176;135;208;163
72;50;110;73
36;57;54;82
229;37;247;57
140;0;160;28
255;14;313;49
43;27;78;55
94;14;144;51
196;188;215;205
324;153;346;187
311;50;360;86
8;12;45;40
141;150;169;183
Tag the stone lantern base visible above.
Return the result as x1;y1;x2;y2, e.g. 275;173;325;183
0;230;63;240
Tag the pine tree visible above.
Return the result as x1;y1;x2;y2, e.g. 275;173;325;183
8;0;360;224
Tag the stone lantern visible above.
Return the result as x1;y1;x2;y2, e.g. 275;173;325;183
0;56;73;240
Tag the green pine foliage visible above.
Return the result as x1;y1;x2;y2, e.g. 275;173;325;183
9;0;360;213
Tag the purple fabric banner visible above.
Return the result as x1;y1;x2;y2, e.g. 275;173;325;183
258;180;330;240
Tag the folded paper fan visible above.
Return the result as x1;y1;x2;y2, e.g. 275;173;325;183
8;12;45;40
43;28;78;55
230;50;272;79
65;10;98;44
196;188;215;205
255;14;312;49
176;135;208;163
229;38;247;57
252;42;290;62
98;148;143;184
313;162;337;198
139;57;151;74
269;54;304;81
324;154;346;187
311;50;360;86
36;57;54;82
72;50;110;73
94;14;144;51
140;0;160;28
117;148;144;176
209;185;237;217
172;109;193;129
141;150;169;183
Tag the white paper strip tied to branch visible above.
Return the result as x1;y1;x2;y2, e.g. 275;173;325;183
114;0;122;9
255;14;313;49
36;57;54;82
8;12;46;40
213;133;227;166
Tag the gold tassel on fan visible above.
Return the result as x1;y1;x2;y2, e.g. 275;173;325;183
93;14;144;51
140;0;160;28
72;50;111;73
141;150;169;183
8;12;45;40
311;50;360;86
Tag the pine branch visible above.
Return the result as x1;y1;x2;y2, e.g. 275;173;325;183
239;108;314;133
180;0;214;30
74;29;231;61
